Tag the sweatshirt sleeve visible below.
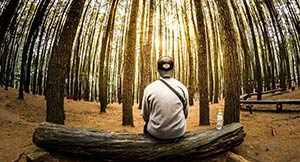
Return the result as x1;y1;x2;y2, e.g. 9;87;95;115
142;88;149;122
184;88;189;118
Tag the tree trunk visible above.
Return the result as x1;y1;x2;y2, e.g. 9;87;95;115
73;3;90;100
265;0;287;91
207;1;219;103
122;0;139;126
99;0;118;112
33;122;245;162
138;0;146;109
180;3;194;106
140;0;154;108
4;0;28;89
0;0;20;47
216;0;241;124
117;2;130;104
207;29;214;103
18;0;49;99
46;0;86;124
243;0;262;100
194;0;209;125
24;0;51;94
254;0;274;91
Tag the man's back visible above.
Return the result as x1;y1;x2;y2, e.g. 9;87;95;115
142;77;189;139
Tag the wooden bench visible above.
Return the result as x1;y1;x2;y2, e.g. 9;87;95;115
239;88;284;100
261;88;283;94
240;99;300;114
240;94;250;100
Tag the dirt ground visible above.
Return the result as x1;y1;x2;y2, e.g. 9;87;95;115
0;87;300;162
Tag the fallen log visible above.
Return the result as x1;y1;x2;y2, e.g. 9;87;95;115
33;122;245;162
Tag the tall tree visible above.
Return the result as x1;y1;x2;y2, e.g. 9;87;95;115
194;0;209;125
46;0;86;124
19;0;51;99
207;1;219;103
0;0;21;87
182;1;195;106
0;0;20;47
99;0;118;112
243;0;262;100
32;1;55;94
73;0;92;100
138;0;148;109
265;0;287;91
254;0;276;90
230;0;252;94
216;0;240;124
122;0;140;126
38;0;71;96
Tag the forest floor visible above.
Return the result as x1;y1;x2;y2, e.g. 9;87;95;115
0;87;300;162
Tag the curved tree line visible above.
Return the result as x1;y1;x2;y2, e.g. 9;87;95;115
0;0;299;126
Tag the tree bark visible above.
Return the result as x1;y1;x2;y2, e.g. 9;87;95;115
19;0;50;99
122;0;139;126
194;0;209;126
138;0;147;109
243;0;262;100
206;1;219;104
33;122;245;162
0;0;20;47
265;0;287;91
99;0;118;112
46;0;86;124
215;0;241;124
140;0;154;108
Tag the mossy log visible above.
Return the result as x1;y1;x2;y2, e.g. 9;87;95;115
33;122;245;161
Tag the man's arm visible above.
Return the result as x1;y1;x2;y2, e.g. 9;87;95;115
184;87;189;118
141;89;149;122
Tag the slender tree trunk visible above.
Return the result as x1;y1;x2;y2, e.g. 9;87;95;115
3;0;27;89
37;1;70;95
32;1;55;95
140;0;154;107
91;4;103;101
194;0;209;126
4;12;19;89
46;0;86;124
207;1;219;103
265;0;287;91
0;0;20;47
122;0;140;126
138;0;147;109
18;0;50;98
159;2;163;56
25;0;51;93
117;2;131;104
216;0;241;124
73;0;91;100
207;27;214;103
99;0;118;112
16;1;38;98
182;2;195;106
243;0;262;100
285;0;300;87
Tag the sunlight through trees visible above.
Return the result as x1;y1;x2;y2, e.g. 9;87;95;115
0;0;299;125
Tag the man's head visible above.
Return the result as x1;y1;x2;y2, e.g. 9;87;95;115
157;56;174;78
